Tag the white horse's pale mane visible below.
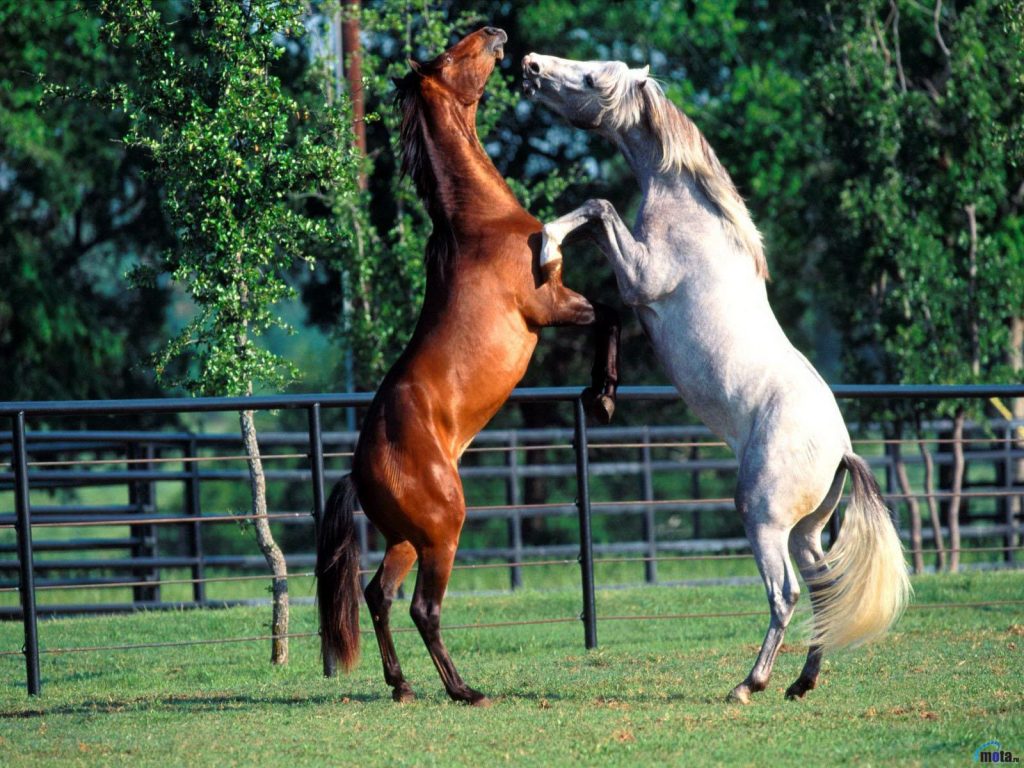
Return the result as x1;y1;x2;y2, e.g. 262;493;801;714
593;65;769;280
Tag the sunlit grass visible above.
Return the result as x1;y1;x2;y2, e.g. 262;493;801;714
0;571;1021;767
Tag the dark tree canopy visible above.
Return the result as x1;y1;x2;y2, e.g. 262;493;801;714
0;1;172;402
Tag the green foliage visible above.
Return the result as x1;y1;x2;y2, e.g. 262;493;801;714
0;1;171;402
6;0;1023;409
95;0;361;396
812;0;1024;417
510;1;830;353
479;1;1024;404
304;2;579;388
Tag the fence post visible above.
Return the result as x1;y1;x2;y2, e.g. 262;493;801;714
13;412;41;695
573;398;597;650
128;442;158;604
689;444;702;539
1004;423;1018;565
307;403;335;678
145;443;160;603
506;432;523;590
185;439;206;605
640;427;656;584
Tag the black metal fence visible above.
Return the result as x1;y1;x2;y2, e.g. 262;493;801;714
3;384;1024;696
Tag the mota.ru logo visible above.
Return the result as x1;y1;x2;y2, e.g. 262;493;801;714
974;741;1021;763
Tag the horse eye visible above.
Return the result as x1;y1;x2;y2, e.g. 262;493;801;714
584;74;595;88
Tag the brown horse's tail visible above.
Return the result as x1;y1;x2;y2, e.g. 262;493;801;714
315;474;361;672
807;454;912;650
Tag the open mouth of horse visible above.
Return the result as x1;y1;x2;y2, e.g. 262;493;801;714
522;76;539;97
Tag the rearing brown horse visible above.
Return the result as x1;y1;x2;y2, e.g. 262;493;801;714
316;28;620;706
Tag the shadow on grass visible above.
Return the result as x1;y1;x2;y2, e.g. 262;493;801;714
0;691;382;718
1;685;731;718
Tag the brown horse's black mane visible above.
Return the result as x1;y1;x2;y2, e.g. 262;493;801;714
394;73;456;279
394;74;436;202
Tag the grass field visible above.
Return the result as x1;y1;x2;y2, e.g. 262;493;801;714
1;571;1022;767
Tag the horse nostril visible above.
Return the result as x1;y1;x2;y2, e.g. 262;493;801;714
484;26;500;36
526;59;541;75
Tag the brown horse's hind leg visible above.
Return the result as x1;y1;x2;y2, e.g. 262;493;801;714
410;544;488;706
364;540;418;702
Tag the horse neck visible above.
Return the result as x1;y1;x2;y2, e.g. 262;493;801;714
419;94;522;228
612;123;763;282
613;124;696;203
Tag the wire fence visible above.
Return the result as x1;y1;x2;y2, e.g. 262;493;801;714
10;431;1024;471
2;384;1024;696
4;544;1024;597
3;595;1022;659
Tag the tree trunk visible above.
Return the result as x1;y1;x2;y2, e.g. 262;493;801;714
892;441;924;574
234;247;289;664
947;408;966;573
341;0;366;189
917;430;947;571
240;408;289;664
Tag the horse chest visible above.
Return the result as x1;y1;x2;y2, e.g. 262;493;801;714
637;294;759;443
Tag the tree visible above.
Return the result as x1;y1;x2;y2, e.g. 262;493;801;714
301;1;580;390
95;0;361;660
811;0;1024;570
0;1;171;403
475;1;829;359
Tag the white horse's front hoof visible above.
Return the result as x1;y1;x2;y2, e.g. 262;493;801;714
540;228;563;267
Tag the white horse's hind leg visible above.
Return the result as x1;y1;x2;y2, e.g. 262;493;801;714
785;534;827;700
727;522;800;704
784;466;846;700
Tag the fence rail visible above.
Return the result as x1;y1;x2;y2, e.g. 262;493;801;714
3;384;1024;696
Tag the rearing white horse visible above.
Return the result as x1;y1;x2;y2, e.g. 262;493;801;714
523;53;911;704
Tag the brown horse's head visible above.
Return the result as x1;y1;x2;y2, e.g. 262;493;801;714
401;27;507;105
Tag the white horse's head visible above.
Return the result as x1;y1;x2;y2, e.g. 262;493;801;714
521;53;649;135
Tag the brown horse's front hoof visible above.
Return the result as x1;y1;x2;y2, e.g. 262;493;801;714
456;688;490;707
595;394;616;424
583;388;616;425
392;685;416;703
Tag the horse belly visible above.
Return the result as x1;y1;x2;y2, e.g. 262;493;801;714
451;322;538;446
636;302;743;442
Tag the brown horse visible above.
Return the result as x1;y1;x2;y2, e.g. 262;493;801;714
316;27;620;706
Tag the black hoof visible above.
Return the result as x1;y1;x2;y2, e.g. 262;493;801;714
451;687;490;706
392;684;416;703
583;387;616;425
784;679;815;700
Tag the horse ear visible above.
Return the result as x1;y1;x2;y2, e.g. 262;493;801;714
407;58;424;76
633;65;650;87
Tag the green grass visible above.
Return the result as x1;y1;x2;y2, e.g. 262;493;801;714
1;571;1022;767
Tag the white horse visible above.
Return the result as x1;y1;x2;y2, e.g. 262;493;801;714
523;54;911;703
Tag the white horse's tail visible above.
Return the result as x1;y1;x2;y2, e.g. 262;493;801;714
808;453;912;650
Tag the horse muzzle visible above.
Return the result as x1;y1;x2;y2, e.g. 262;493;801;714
484;27;507;60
